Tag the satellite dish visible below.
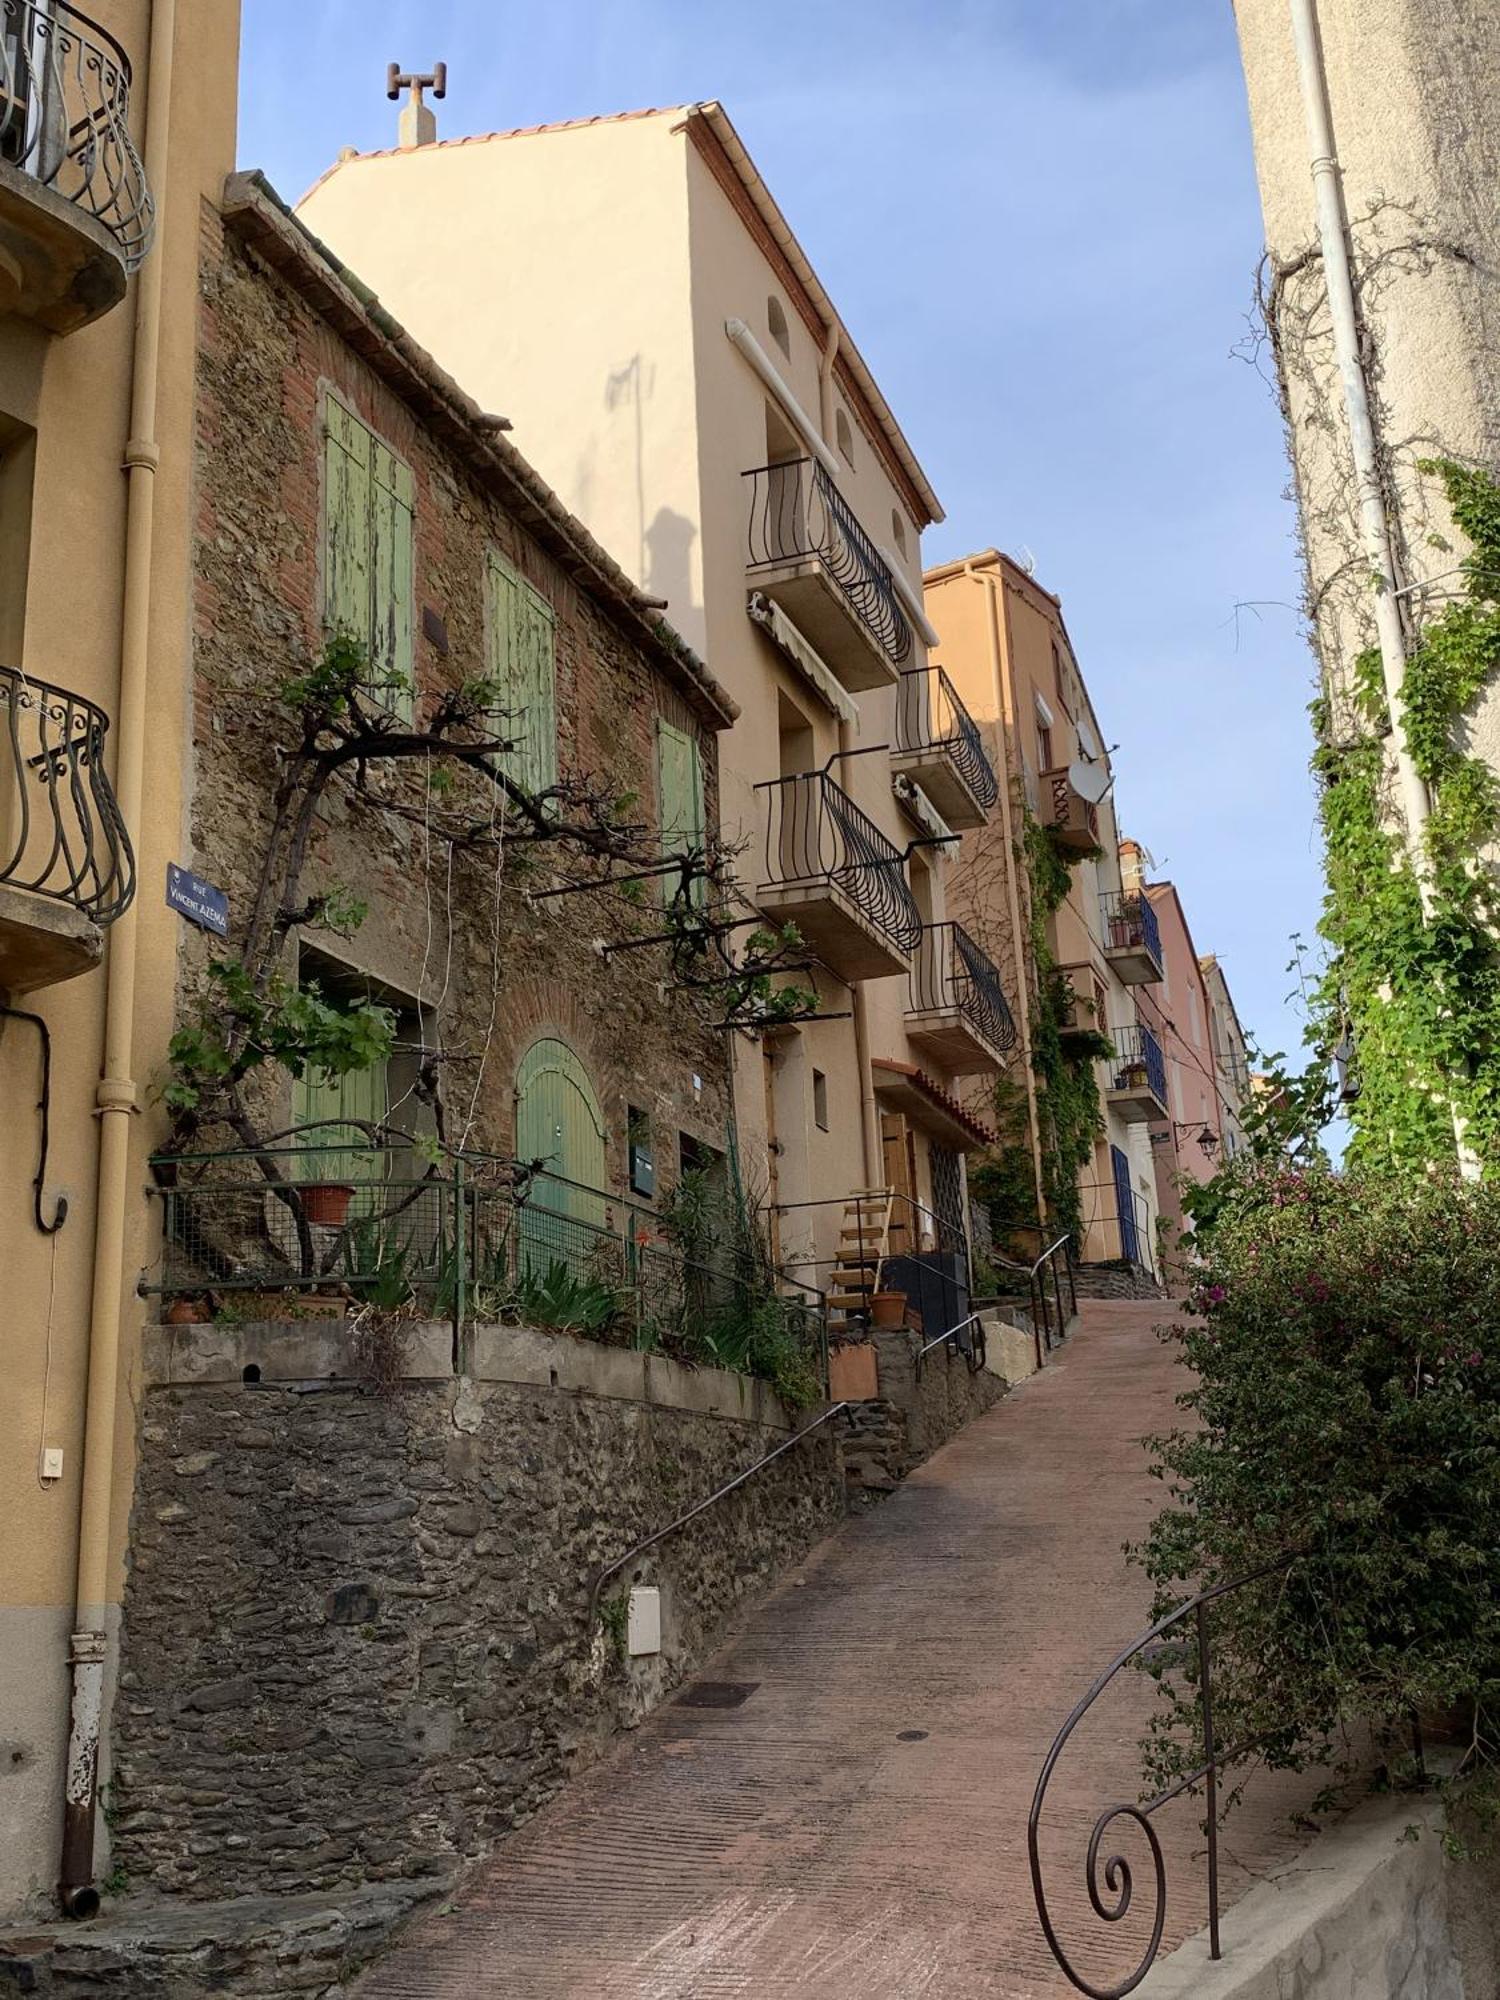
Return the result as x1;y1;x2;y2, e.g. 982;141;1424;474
1069;756;1111;805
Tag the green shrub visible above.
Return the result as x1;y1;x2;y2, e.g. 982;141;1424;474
1139;1162;1500;1825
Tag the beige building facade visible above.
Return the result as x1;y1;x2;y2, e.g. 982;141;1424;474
1234;0;1500;800
923;551;1164;1279
299;102;1016;1310
0;0;241;1917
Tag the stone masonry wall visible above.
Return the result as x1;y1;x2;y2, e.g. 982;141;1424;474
109;1347;842;1903
840;1330;1005;1490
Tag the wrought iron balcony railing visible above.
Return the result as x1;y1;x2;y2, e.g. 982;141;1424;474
1100;889;1164;975
1109;1023;1167;1107
1;663;134;924
758;768;921;958
895;666;999;812
910;921;1018;1058
744;457;914;670
0;0;154;267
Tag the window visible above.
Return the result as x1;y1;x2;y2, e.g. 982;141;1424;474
627;1105;655;1198
835;408;855;466
657;716;707;906
767;293;790;358
322;390;414;720
1037;714;1054;773
486;548;558;796
891;510;908;559
0;415;35;663
812;1068;829;1132
292;951;430;1183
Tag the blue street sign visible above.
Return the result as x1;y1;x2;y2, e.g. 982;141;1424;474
166;863;229;937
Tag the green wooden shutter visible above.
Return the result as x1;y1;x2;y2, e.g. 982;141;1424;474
370;440;415;722
323;396;372;645
657;718;706;906
487;550;557;797
324;394;414;720
293;1056;389;1187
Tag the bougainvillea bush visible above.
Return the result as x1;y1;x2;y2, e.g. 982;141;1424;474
1139;1162;1500;1821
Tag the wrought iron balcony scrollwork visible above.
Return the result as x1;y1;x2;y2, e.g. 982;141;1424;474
895;666;999;810
744;456;914;669
1109;1023;1167;1106
910;921;1018;1058
1;663;135;925
758;768;921;957
0;0;155;267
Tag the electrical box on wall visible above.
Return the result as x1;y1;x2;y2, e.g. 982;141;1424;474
629;1140;655;1198
627;1585;661;1656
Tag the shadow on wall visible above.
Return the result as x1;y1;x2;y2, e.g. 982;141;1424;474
645;507;697;629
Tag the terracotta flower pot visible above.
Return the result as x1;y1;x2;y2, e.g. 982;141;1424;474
302;1181;355;1228
869;1290;909;1329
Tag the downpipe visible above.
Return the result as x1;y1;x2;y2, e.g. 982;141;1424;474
59;0;175;1915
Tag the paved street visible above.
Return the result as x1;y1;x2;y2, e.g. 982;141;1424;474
358;1299;1324;1998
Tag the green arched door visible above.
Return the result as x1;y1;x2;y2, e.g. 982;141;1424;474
515;1039;607;1259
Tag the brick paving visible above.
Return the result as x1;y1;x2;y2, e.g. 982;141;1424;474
358;1299;1328;1998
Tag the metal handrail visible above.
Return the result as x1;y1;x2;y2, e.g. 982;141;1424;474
895;665;999;809
0;663;135;924
587;1399;850;1622
1108;1024;1168;1108
757;767;921;956
0;0;155;266
743;456;913;667
913;1308;988;1378
1029;1557;1297;1999
1100;891;1163;975
984;1232;1077;1367
909;920;1018;1059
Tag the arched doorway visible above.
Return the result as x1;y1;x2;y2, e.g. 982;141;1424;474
514;1037;607;1245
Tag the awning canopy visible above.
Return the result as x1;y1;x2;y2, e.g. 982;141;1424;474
748;591;861;729
872;1058;997;1151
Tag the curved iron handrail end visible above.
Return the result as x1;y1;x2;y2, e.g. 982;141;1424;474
1028;1556;1297;1997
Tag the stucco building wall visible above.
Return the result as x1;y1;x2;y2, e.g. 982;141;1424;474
1233;0;1500;786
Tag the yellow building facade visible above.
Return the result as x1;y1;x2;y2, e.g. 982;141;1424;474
0;0;241;1917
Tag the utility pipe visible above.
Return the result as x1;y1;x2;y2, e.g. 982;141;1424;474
60;0;175;1917
724;319;839;477
1286;0;1430;894
967;564;1048;1231
1287;0;1477;1174
836;711;884;1190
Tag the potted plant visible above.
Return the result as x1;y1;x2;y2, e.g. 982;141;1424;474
301;1179;356;1228
869;1290;909;1329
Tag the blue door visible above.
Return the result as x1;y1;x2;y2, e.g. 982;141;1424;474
1112;1145;1140;1265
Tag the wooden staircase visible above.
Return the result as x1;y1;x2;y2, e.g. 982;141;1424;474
827;1188;894;1333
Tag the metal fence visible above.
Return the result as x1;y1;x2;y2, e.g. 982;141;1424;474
146;1144;827;1378
0;663;135;925
0;0;155;266
1108;1024;1168;1107
743;456;913;668
757;767;921;957
1100;890;1164;976
894;665;999;810
909;920;1018;1059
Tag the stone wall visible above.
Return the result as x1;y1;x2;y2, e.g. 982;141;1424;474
1072;1261;1166;1303
108;1321;843;1904
839;1329;1005;1491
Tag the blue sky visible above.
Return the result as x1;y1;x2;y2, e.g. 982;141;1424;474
239;0;1322;1070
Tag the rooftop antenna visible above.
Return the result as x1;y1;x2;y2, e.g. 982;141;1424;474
387;61;447;150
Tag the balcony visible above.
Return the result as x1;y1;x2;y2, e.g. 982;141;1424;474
1100;889;1163;984
906;921;1017;1073
1040;766;1100;856
1056;962;1108;1046
744;457;913;692
1105;1023;1168;1124
0;663;134;989
0;1;154;333
891;666;998;830
756;768;919;982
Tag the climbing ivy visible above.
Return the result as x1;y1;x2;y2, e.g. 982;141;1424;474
972;814;1108;1248
1313;459;1500;1170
